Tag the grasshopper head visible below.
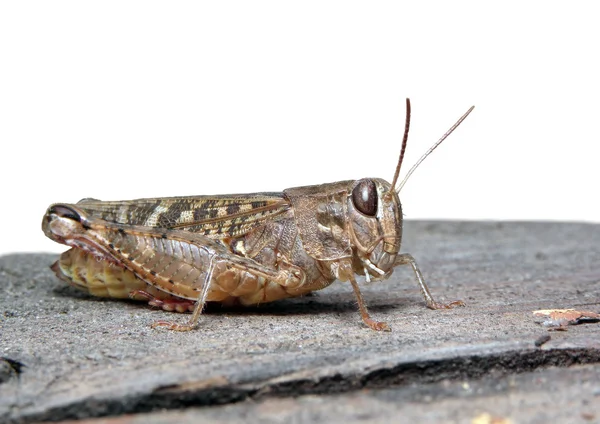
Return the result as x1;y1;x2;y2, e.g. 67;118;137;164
346;99;474;281
347;178;402;280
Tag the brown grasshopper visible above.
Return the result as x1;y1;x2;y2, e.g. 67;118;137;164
42;99;473;331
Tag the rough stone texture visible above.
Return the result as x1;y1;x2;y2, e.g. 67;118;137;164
1;221;599;423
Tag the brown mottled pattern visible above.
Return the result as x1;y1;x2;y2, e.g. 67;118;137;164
75;193;289;239
77;198;162;226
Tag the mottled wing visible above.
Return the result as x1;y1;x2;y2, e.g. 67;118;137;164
70;193;290;238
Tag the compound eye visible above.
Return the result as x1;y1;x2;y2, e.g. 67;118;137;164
352;179;377;216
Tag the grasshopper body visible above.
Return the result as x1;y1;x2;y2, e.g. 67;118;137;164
42;100;472;331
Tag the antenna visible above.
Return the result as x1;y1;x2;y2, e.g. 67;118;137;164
397;105;475;192
385;98;411;199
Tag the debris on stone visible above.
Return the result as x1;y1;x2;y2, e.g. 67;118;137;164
533;309;600;329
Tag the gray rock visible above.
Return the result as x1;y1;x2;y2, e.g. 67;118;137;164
1;221;599;423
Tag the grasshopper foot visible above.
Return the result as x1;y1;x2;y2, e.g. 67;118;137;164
150;295;205;331
151;320;196;332
427;299;466;310
364;318;391;332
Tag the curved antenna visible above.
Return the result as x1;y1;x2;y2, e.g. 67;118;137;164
397;105;474;192
385;98;411;198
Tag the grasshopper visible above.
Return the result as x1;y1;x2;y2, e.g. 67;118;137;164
42;99;473;331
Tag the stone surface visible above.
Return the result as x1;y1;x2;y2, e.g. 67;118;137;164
1;221;599;423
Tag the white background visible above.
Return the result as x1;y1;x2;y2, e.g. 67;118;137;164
1;1;598;255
